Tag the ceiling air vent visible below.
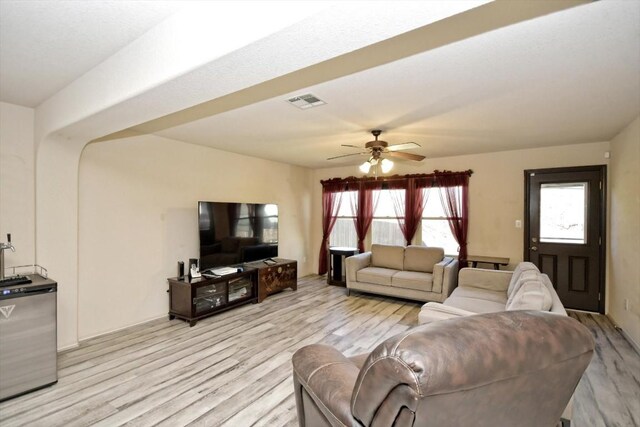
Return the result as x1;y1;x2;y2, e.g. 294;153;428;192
286;93;326;109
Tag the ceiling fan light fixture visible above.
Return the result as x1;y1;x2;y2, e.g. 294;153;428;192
381;158;394;173
359;161;371;173
327;129;423;174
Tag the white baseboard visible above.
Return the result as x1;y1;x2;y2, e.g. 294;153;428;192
606;313;640;355
56;313;168;353
619;328;640;355
57;342;79;352
78;313;168;342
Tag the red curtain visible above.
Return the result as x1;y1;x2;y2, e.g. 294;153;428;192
349;181;382;253
319;171;470;269
434;173;470;266
390;178;431;246
247;204;258;237
318;182;345;275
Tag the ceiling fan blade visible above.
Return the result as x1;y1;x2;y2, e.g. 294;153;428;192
387;142;421;151
387;151;426;161
327;152;368;160
341;144;362;149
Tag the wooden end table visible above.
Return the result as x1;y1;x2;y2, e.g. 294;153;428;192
328;247;358;286
465;255;510;270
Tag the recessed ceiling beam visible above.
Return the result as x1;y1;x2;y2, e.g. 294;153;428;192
95;0;589;143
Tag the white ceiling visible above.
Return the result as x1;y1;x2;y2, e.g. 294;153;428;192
1;1;638;170
0;0;185;107
153;0;640;169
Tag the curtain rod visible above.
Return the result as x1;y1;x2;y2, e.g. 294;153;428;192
320;170;473;186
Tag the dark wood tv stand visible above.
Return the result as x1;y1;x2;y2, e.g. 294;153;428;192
167;267;257;326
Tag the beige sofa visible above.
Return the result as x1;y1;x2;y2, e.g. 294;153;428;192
418;261;566;324
418;261;575;423
346;244;458;302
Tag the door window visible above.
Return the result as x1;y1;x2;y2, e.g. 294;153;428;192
539;182;587;244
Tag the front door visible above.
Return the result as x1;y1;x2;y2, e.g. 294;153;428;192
525;165;606;312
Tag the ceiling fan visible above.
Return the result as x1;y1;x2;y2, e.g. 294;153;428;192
327;130;425;174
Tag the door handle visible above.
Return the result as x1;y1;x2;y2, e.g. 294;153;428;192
530;246;538;251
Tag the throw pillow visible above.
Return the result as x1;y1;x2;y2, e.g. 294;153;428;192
506;269;539;307
507;262;540;297
506;279;553;311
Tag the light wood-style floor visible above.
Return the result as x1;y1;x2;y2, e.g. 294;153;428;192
0;276;638;427
568;311;640;427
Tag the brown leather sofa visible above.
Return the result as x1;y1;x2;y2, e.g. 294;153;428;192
292;311;594;427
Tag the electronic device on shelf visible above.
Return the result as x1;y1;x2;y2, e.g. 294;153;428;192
209;266;238;276
189;264;201;279
198;201;279;271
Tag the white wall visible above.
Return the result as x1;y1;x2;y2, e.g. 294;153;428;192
608;116;640;349
78;135;313;339
311;141;610;274
0;102;35;269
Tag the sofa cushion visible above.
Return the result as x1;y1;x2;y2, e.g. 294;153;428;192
356;267;396;286
507;262;540;297
403;246;444;273
391;270;434;292
371;244;405;270
443;296;505;314
506;280;553;311
449;286;508;305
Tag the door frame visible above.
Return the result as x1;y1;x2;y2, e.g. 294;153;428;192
524;165;607;313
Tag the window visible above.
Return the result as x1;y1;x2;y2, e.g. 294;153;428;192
329;184;461;254
539;183;587;244
421;187;459;255
371;189;405;246
329;191;358;248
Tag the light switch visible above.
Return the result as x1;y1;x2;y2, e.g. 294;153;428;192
515;220;522;229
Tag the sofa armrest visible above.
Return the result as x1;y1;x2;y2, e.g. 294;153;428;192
346;252;371;284
432;257;459;296
418;302;476;324
292;344;360;427
442;258;459;297
458;267;512;292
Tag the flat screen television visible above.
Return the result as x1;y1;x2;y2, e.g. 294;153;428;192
198;201;278;271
